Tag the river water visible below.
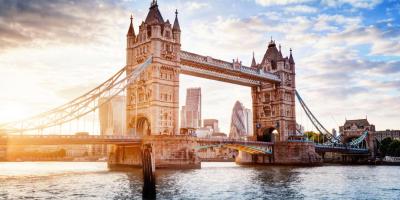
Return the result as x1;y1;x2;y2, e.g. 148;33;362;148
0;162;399;200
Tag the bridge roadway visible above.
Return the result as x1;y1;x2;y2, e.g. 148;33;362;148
0;135;370;155
314;144;369;154
0;135;273;146
0;135;275;155
0;135;142;145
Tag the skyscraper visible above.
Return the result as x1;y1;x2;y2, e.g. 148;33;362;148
244;108;253;136
180;88;201;129
229;101;253;139
99;96;126;136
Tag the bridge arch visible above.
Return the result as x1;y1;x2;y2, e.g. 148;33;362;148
258;127;276;142
129;115;151;137
137;117;151;137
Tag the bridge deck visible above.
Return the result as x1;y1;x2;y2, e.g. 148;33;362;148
0;135;142;145
315;144;369;154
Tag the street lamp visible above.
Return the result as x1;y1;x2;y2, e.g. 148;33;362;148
272;129;279;142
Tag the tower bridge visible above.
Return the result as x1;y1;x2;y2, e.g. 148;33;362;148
0;1;372;168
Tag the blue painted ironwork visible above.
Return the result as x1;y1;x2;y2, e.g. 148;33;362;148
349;131;368;146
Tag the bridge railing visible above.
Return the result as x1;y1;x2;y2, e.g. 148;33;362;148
0;135;141;140
315;143;368;151
196;138;274;146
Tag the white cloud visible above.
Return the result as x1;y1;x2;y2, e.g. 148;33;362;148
285;5;318;13
185;2;209;11
255;0;313;6
321;0;383;9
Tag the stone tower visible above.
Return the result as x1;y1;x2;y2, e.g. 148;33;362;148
125;1;181;137
252;40;296;142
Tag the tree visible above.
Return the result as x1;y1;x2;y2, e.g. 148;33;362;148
387;139;400;157
379;137;393;156
304;131;327;143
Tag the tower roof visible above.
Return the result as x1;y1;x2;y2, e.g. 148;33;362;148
173;9;181;32
261;39;283;66
145;0;164;25
127;15;135;37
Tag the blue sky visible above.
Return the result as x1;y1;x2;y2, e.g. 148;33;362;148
0;0;399;134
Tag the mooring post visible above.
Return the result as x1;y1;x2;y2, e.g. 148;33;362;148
142;143;156;199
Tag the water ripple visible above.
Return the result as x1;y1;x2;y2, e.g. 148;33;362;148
0;162;399;199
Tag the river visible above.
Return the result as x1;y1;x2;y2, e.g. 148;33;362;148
0;162;399;199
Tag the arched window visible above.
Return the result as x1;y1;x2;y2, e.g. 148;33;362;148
263;106;271;117
271;60;277;70
147;27;152;37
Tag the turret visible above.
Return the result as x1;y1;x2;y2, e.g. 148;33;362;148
289;48;295;64
172;9;181;43
251;51;257;68
127;15;136;48
288;48;295;71
126;15;136;66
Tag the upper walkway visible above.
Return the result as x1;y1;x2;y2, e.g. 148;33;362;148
179;51;281;86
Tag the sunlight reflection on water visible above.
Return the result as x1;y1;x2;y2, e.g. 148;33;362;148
0;162;399;199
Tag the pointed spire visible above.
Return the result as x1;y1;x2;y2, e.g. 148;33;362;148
251;51;257;68
289;48;295;64
151;0;158;7
127;14;135;37
173;9;181;32
146;0;164;24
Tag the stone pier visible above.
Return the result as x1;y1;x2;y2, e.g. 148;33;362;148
236;142;321;165
108;135;200;169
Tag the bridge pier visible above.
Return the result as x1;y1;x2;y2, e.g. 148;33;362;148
108;144;142;169
236;142;321;165
108;135;200;169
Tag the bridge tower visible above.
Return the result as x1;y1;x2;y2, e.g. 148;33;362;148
252;40;296;142
125;1;181;137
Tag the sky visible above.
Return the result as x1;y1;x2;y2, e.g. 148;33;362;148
0;0;399;134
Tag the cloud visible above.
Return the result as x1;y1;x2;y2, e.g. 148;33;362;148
255;0;313;6
0;0;128;50
183;15;269;62
285;5;318;13
321;0;383;9
185;2;209;11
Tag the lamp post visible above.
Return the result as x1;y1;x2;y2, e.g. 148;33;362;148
272;129;279;142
